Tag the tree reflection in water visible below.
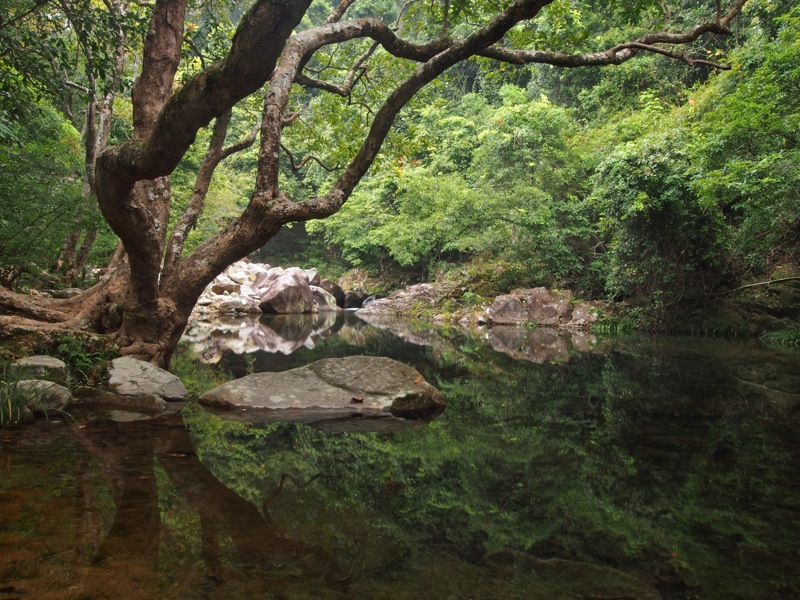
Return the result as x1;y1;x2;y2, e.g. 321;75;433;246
1;320;799;599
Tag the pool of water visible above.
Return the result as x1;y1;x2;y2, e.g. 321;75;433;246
2;313;799;599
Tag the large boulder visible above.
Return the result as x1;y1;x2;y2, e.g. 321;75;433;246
567;301;607;330
343;288;368;309
310;285;339;312
258;267;315;314
319;279;346;307
199;356;446;421
10;355;69;385
107;356;188;401
487;287;573;326
356;283;437;316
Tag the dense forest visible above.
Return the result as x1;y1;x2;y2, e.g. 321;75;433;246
0;0;798;362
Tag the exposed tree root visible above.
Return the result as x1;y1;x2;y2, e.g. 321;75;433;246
0;316;119;359
0;289;73;322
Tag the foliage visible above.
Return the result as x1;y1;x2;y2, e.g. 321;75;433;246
50;335;115;387
760;325;800;348
689;7;800;275
3;0;799;334
0;367;30;426
308;84;594;288
0;102;84;286
590;129;727;316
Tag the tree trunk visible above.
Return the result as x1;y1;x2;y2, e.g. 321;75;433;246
64;227;98;286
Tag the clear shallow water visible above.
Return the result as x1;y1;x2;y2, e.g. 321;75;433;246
2;313;799;599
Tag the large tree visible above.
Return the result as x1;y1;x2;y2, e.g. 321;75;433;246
0;0;750;366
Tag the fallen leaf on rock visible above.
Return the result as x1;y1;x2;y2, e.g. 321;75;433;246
414;376;423;384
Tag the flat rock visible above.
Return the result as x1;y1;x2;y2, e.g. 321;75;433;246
107;356;188;401
199;356;446;421
10;355;69;385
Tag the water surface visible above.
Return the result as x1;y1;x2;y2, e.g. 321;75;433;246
2;314;799;599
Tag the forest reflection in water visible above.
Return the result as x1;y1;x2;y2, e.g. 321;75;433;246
1;313;800;599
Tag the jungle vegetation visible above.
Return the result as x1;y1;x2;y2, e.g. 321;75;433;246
0;0;798;363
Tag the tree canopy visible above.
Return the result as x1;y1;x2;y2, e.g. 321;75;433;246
2;0;787;364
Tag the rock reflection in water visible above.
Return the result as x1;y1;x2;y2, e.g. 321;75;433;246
485;326;597;363
183;313;339;362
184;311;599;368
354;312;598;364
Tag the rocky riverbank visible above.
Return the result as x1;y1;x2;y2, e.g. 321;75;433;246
192;260;610;332
1;351;444;431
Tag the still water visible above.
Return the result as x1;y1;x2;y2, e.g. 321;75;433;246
1;313;799;599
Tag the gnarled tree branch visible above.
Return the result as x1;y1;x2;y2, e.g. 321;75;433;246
478;0;747;69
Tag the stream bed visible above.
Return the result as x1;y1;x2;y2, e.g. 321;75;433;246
2;313;799;599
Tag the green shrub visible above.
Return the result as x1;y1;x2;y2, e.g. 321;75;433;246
760;326;800;349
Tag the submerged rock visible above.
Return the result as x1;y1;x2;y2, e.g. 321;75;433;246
199;356;446;421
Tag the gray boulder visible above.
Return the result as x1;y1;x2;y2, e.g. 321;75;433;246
567;301;606;330
108;356;188;401
10;355;69;385
355;283;436;316
12;380;73;415
199;356;446;421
